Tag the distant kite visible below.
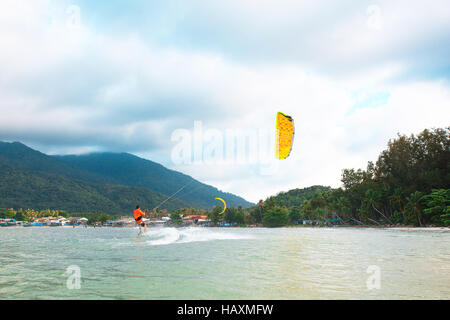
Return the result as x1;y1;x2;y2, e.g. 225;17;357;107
215;197;227;215
275;112;294;160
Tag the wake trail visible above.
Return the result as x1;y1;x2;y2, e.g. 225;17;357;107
142;227;252;246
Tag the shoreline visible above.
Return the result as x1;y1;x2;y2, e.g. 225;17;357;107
1;225;449;231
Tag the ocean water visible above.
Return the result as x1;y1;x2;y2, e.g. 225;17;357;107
0;226;449;299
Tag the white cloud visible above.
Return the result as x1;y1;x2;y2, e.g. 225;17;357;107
0;1;449;203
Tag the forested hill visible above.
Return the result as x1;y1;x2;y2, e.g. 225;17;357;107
53;152;253;208
0;142;105;182
0;142;253;213
0;163;189;213
252;127;449;227
262;186;331;208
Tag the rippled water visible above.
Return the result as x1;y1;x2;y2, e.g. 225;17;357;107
0;226;449;299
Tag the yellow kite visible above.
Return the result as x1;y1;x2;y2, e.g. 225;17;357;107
275;112;294;159
215;197;227;215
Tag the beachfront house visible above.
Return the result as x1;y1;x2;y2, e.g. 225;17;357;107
180;215;211;226
67;217;89;226
0;219;17;227
111;218;135;227
104;220;114;227
49;219;61;226
150;219;167;226
197;219;212;226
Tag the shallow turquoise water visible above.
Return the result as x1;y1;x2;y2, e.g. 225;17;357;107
0;227;449;299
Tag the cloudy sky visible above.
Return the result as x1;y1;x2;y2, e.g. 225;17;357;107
1;0;449;202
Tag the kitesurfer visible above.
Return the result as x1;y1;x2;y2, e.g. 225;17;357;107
134;205;147;234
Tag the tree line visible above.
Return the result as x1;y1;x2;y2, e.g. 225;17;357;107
2;127;448;228
205;127;449;227
0;208;117;225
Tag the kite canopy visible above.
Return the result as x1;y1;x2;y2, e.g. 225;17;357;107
276;112;294;159
215;197;227;215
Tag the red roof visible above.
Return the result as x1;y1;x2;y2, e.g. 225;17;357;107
187;215;207;219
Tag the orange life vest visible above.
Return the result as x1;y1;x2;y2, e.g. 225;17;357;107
134;209;145;221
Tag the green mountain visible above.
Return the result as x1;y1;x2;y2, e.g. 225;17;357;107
0;164;188;213
0;141;253;213
53;152;253;208
0;142;101;180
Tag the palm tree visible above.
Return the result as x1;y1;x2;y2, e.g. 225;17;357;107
390;187;405;221
405;191;423;226
301;200;313;220
337;196;362;225
366;189;392;224
256;200;264;223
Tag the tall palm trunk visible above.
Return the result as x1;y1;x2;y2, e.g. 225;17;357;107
368;217;381;225
416;208;423;227
372;203;392;224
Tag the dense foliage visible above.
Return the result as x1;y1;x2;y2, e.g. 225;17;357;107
213;128;449;227
205;187;328;227
262;186;331;208
325;127;449;226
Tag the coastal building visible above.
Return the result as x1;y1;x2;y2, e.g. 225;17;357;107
182;215;211;226
49;219;61;226
0;219;17;227
47;218;69;226
68;217;89;226
219;222;236;227
196;219;212;226
150;219;167;226
111;218;135;227
104;220;114;227
183;215;208;223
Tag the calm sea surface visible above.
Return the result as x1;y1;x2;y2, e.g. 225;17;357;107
0;226;449;299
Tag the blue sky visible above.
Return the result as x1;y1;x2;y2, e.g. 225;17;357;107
0;0;449;202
